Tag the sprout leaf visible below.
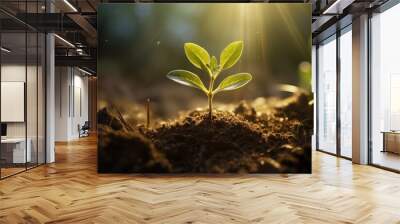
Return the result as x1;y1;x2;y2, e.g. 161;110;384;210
184;43;210;70
214;73;252;94
167;41;252;119
210;56;218;72
219;41;243;70
167;70;208;94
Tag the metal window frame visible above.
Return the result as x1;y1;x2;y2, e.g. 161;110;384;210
316;0;400;173
367;0;400;173
315;23;353;161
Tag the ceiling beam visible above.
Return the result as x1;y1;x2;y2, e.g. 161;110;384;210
67;13;97;46
55;55;96;72
322;0;356;15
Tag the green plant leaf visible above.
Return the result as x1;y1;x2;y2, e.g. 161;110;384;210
166;70;208;94
210;56;218;72
199;58;212;78
219;41;243;70
184;43;210;70
213;73;252;94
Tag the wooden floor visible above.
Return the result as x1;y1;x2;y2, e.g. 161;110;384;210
1;136;400;224
1;167;26;178
372;150;400;171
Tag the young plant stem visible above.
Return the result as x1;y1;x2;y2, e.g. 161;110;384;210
208;75;215;120
208;93;213;119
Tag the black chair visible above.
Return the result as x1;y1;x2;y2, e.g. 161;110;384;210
79;121;90;138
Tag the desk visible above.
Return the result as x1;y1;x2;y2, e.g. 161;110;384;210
382;131;400;154
1;138;31;163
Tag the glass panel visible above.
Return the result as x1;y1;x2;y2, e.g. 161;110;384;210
38;33;45;165
371;4;400;171
1;31;27;177
339;28;352;158
0;1;46;178
27;30;38;169
317;36;337;154
27;0;40;169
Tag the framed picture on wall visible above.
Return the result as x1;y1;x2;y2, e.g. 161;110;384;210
97;3;313;174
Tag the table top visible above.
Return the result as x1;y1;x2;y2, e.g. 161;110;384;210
381;131;400;134
1;138;28;143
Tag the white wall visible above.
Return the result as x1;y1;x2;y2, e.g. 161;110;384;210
55;67;89;141
1;65;27;141
55;67;69;141
1;65;36;138
1;63;46;164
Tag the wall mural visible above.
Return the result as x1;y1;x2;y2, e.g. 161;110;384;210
98;3;313;173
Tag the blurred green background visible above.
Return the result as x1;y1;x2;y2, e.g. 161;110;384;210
98;3;311;118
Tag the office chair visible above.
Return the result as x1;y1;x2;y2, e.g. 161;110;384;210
79;121;90;138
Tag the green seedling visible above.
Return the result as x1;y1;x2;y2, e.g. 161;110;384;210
167;41;252;119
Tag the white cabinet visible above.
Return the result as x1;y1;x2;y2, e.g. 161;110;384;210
1;138;32;163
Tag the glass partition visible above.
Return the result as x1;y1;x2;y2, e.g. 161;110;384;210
0;2;46;179
317;35;337;154
38;32;45;165
1;30;28;177
27;30;38;169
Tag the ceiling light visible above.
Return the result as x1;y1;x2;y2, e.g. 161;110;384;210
63;0;78;12
76;48;86;56
1;47;11;53
78;67;93;76
54;34;75;48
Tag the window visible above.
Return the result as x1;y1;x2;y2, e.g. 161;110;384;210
317;35;337;154
339;27;352;158
370;3;400;171
316;24;353;159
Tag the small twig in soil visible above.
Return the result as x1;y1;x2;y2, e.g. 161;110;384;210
146;98;151;129
113;106;134;132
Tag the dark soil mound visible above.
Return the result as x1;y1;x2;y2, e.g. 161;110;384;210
98;92;312;174
98;126;171;173
98;108;171;173
145;108;310;173
98;107;125;131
